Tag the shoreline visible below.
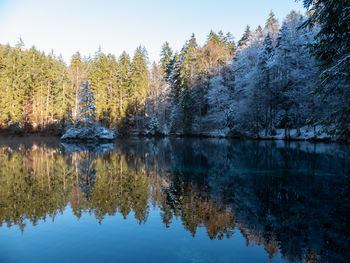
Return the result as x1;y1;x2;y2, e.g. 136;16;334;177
0;130;346;144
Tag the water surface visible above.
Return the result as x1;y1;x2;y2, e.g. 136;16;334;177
0;136;349;263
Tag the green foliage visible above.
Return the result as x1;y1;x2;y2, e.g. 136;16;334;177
169;52;182;101
115;51;131;120
89;51;117;126
238;25;251;47
129;46;150;115
207;30;236;55
160;42;173;80
0;43;152;133
0;44;72;131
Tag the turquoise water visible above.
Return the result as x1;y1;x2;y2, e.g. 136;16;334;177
0;137;349;263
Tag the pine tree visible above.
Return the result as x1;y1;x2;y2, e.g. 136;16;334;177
147;62;171;134
179;34;199;135
258;33;275;136
208;30;220;46
32;49;53;128
302;0;350;139
89;50;117;125
231;24;271;137
202;31;233;73
160;42;173;80
208;30;235;54
180;33;199;87
273;11;318;137
0;44;12;125
4;42;26;125
223;32;236;55
130;46;150;115
169;52;182;101
44;52;69;127
238;25;252;47
53;56;71;126
74;81;97;128
265;10;280;39
115;51;131;118
69;52;87;119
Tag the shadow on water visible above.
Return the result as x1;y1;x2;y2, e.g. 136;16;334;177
0;136;349;262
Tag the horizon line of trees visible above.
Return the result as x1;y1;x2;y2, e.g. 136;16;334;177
0;0;348;140
0;42;151;133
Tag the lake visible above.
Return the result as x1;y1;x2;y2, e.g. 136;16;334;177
0;136;349;263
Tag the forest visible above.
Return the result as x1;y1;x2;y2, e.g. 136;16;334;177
0;0;349;140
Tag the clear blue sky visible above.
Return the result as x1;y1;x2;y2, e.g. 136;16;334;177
0;0;305;64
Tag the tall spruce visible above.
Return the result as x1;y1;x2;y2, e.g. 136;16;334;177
74;81;96;128
115;51;131;119
129;45;150;129
89;50;117;126
160;42;173;80
179;34;199;134
238;25;252;47
69;52;87;119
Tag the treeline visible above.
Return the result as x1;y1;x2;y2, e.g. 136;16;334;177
152;6;348;140
0;43;150;133
0;0;348;140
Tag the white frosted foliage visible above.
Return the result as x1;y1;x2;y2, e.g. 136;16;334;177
61;81;117;141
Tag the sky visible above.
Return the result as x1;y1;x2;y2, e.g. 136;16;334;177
0;0;306;64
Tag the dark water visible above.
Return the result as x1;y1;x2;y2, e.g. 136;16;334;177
0;136;349;263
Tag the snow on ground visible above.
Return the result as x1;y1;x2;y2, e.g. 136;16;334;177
61;126;117;141
258;126;332;141
199;128;231;138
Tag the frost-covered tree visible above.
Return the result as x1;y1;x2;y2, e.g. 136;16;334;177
202;74;234;134
167;52;183;133
74;81;97;128
258;33;277;136
229;27;266;137
61;80;116;141
272;11;319;137
145;62;171;135
302;0;350;140
227;11;319;138
169;52;182;101
264;10;280;39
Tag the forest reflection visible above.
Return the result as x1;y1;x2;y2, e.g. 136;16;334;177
0;137;349;263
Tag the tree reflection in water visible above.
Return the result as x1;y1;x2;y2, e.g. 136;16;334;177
0;137;349;262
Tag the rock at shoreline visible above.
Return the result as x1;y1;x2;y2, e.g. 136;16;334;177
60;126;117;141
